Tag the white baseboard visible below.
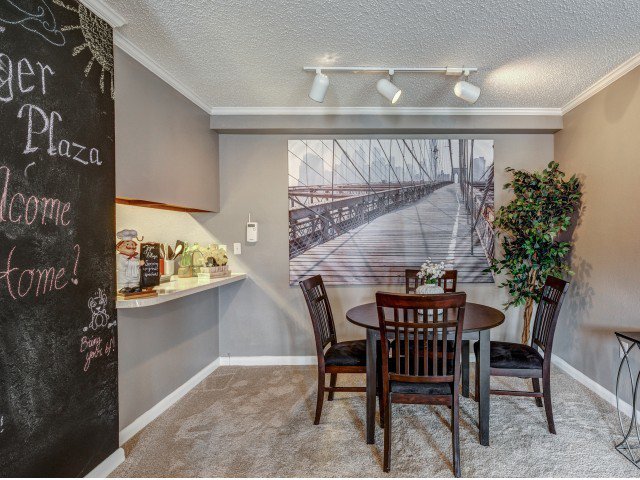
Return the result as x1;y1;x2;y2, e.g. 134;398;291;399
220;355;317;366
119;358;221;445
219;354;477;366
85;447;125;478
551;353;638;418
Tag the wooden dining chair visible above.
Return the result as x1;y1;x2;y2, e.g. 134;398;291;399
474;275;569;434
376;291;467;477
405;269;469;397
299;275;366;425
405;268;458;294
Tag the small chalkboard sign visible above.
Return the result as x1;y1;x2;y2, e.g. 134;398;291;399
140;243;161;288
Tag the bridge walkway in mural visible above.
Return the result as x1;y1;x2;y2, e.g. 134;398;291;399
289;183;494;285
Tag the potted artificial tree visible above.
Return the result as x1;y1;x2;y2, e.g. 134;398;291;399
488;161;582;344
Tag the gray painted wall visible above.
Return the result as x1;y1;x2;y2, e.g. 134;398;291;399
116;204;223;431
118;293;219;430
114;49;222;430
114;47;220;212
200;133;555;357
554;66;640;398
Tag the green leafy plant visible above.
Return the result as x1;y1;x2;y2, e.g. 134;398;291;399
487;161;582;343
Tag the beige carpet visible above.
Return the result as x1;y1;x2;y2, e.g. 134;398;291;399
112;365;638;477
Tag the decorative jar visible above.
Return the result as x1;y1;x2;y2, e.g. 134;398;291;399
415;283;444;295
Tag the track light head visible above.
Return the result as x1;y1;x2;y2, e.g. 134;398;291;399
309;71;330;103
376;78;401;104
454;79;481;104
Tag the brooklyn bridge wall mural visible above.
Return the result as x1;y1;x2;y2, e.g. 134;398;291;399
288;139;496;286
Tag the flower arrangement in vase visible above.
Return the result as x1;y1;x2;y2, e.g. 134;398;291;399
415;258;446;295
197;244;230;278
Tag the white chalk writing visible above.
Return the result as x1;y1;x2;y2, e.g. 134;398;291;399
0;1;66;46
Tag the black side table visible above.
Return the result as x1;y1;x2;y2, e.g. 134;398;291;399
615;331;640;468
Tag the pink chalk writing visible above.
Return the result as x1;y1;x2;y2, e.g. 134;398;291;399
0;165;72;227
80;333;115;372
0;243;79;300
80;335;102;372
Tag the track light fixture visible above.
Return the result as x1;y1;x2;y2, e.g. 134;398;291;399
454;80;481;103
376;70;401;104
303;65;480;105
308;69;330;103
453;68;481;104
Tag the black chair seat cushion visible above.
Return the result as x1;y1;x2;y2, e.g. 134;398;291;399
474;340;543;370
391;380;452;395
324;340;367;367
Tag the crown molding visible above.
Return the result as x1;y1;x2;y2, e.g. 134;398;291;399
80;0;126;28
209;106;562;116
561;51;640;114
113;31;213;113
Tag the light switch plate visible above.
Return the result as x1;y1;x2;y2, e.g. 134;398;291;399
233;243;241;255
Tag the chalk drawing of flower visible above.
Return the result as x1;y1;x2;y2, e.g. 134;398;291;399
52;0;113;98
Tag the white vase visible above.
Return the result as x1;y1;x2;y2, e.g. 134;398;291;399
415;283;444;295
415;283;444;317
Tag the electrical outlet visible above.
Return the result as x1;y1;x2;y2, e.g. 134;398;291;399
620;341;630;358
233;243;241;255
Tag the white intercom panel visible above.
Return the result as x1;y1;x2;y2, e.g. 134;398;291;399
247;214;258;243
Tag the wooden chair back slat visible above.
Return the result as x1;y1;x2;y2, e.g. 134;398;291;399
299;276;337;354
531;276;569;353
405;269;458;294
376;292;466;388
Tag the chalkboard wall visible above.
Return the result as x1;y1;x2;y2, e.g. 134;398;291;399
0;1;117;476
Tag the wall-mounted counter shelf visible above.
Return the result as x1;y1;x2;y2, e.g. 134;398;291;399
116;273;246;309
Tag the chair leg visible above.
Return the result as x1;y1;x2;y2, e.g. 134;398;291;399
474;360;479;403
314;370;325;425
328;373;337;401
379;389;385;428
532;378;543;407
462;340;470;397
542;372;556;434
452;396;461;478
383;397;391;472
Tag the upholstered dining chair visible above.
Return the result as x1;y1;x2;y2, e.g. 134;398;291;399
376;291;467;477
405;268;458;294
474;275;569;434
299;275;367;425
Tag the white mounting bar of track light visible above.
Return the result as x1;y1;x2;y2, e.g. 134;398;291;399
303;66;478;74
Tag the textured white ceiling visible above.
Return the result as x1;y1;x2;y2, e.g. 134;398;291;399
106;0;640;110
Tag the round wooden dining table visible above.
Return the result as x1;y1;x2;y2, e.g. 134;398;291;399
346;301;505;446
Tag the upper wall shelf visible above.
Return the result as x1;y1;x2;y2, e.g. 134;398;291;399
116;197;212;213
